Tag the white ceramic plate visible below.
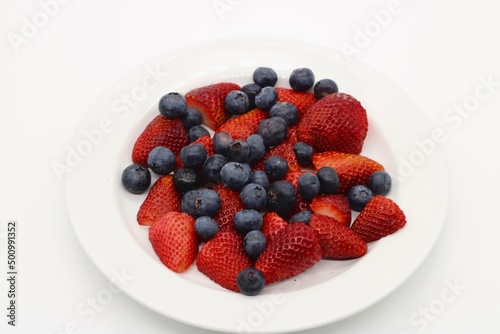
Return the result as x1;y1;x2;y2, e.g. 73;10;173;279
65;38;448;333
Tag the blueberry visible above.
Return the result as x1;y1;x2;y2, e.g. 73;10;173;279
254;86;278;111
241;83;261;110
257;117;288;147
314;79;338;100
180;107;202;130
298;173;320;202
290;210;312;224
249;171;269;190
243;230;267;260
225;90;250;115
194;216;219;240
147;146;176;175
240;183;268;211
159;92;187;119
236;267;265;296
173;167;202;193
188;125;210;142
264;156;289;180
121;164;151;194
368;171;392;196
181;188;221;218
226;139;250;162
246;134;266;164
293;142;313;167
269;102;299;126
267;180;296;218
233;209;263;235
180;144;207;167
253;67;278;88
203;154;227;184
289;68;315;92
348;185;374;212
317;166;340;194
213;132;233;155
220;162;252;190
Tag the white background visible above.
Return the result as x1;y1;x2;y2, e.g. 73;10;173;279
1;0;499;333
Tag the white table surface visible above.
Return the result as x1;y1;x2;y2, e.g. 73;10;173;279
1;0;499;333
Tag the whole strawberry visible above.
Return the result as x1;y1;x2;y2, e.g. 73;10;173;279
137;175;181;226
215;109;268;140
275;87;316;119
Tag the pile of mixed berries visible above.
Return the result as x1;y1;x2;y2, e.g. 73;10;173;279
121;66;406;296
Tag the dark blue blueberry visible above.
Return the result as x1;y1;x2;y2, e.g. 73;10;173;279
243;230;267;260
290;210;312;224
257;117;288;147
317;166;340;195
298;173;320;202
289;68;315;92
293;142;313;167
121;164;151;194
314;79;338;100
348;185;374;212
249;170;269;190
219;162;252;190
147;146;176;175
188;125;210;142
159;92;187;119
254;86;278;111
194;216;219;240
264;156;289;180
173;167;202;193
213;131;233;155
225;90;250;115
246;134;266;164
233;209;263;235
203;154;227;184
181;188;221;218
368;171;392;196
236;267;265;296
180;107;202;130
226;139;250;162
179;144;207;167
253;67;278;88
241;83;261;110
267;180;296;218
269;102;299;126
240;183;268;211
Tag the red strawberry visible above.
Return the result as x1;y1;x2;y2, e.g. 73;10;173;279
255;223;323;285
261;212;287;240
310;194;351;227
215;109;268;140
283;172;312;215
132;115;189;166
283;124;299;146
253;142;301;175
196;230;252;292
312;151;384;194
212;185;244;231
137;175;181;226
149;212;198;273
185;82;241;130
309;214;367;259
351;195;407;243
276;87;317;119
297;93;368;154
191;135;215;157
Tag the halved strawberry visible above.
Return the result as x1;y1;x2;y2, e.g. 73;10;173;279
253;142;301;175
297;93;368;154
312;151;384;194
283;172;312;215
137;175;181;226
191;135;215;157
255;223;323;285
132;115;189;166
212;184;244;231
351;196;406;243
310;194;351;227
149;212;198;273
276;87;316;119
196;230;252;292
215;109;268;140
261;211;288;241
309;213;367;259
185;82;241;130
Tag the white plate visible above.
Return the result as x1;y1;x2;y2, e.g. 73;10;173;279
64;37;448;333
